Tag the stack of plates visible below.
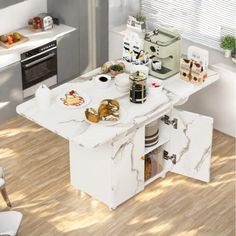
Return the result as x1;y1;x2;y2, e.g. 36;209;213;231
115;73;130;93
145;120;159;148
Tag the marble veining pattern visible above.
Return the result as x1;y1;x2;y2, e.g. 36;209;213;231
16;67;220;207
166;109;213;182
194;145;211;172
175;113;200;165
17;68;219;150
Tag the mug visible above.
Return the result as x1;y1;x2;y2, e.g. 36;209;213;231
152;60;162;70
94;74;111;88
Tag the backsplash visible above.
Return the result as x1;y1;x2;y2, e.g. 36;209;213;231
0;0;47;35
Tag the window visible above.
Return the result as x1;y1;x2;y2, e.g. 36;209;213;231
141;0;236;50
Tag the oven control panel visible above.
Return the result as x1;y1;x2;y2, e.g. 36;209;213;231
21;41;57;61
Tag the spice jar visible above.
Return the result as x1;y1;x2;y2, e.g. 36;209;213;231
129;71;147;104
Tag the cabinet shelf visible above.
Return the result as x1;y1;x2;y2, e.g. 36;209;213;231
144;134;169;155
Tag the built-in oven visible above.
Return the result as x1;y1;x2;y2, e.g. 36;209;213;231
21;41;58;98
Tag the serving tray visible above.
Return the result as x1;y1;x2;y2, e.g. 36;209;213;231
0;34;29;49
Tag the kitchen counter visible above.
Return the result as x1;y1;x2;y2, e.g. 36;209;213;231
17;68;218;148
0;24;76;69
17;67;220;209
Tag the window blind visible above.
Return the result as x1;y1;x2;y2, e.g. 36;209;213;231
140;0;236;50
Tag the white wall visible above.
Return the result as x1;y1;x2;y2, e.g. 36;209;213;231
109;0;140;29
109;0;140;60
0;0;47;35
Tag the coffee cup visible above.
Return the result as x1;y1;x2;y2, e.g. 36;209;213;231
152;60;162;70
94;74;111;88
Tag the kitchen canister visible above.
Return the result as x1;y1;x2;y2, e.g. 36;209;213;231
35;84;51;110
129;71;147;104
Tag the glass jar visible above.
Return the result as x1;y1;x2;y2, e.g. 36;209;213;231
129;71;147;104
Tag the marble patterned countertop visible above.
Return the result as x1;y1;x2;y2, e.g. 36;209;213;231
17;68;220;148
0;24;76;69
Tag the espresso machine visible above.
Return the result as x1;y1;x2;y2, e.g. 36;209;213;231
144;28;181;79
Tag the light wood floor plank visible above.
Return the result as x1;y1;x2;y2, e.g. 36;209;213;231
0;116;235;236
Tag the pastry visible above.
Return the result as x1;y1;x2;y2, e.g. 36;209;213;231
101;61;113;73
98;99;120;121
118;62;125;70
85;99;120;123
85;108;100;123
61;90;85;106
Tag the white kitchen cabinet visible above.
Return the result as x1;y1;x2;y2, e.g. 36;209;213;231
17;67;219;209
144;108;213;186
69;108;213;209
70;127;145;209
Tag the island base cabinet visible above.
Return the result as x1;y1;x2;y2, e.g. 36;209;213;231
69;127;145;209
153;108;214;183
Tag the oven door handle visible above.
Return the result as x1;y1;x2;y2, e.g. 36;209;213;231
23;53;56;68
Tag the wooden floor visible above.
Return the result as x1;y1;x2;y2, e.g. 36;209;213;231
0;116;235;236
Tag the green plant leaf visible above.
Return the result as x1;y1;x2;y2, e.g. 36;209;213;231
220;35;236;50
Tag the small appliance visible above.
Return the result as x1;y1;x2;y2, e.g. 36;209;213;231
129;71;147;104
21;41;57;98
144;28;181;80
38;13;54;31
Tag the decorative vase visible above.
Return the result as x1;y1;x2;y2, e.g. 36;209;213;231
35;84;51;110
224;49;232;58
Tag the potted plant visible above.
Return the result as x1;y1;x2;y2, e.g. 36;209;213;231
220;35;236;58
110;64;124;77
135;15;146;23
127;15;146;31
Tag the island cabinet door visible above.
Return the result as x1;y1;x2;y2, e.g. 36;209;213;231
162;108;213;183
110;127;145;208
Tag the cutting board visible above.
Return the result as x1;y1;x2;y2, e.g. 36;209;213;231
0;34;29;49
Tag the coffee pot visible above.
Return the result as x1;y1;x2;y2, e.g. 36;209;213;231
129;71;147;104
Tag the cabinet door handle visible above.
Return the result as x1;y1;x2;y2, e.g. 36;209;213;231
23;53;55;68
141;156;145;160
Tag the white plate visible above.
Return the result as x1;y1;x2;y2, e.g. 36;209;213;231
56;90;91;109
85;107;128;126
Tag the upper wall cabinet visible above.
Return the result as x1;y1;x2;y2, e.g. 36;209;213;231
0;0;25;9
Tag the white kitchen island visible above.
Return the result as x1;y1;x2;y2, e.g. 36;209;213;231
17;67;219;209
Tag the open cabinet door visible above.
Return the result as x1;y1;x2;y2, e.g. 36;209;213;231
165;108;213;182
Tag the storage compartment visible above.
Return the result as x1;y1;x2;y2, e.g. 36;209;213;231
145;119;159;148
144;117;170;185
144;149;164;182
143;108;214;186
145;118;170;155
